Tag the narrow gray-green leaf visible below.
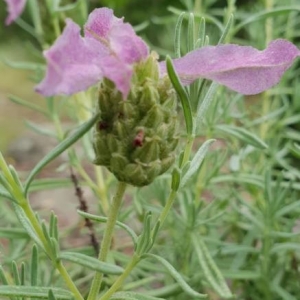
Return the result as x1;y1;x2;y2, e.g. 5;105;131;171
143;253;207;298
24;113;99;193
0;267;15;300
198;17;206;48
133;21;150;33
0;228;29;239
111;292;165;300
29;179;75;192
12;203;43;249
168;6;224;31
146;283;182;298
233;6;300;34
0;174;14;198
54;3;79;12
25;121;56;137
8;165;23;192
0;187;14;201
50;213;59;240
180;139;215;188
166;56;194;135
216;125;268;149
31;245;39;286
221;270;260;280
48;289;58;300
20;263;25;286
8;95;48;116
211;173;264;187
187;13;195;52
59;252;124;275
0;266;9;285
12;261;20;286
271;243;300;254
77;210;138;244
0;286;72;299
271;283;297;300
275;201;300;218
218;14;234;45
191;234;233;298
171;167;181;192
3;59;44;71
196;82;219;128
174;12;185;58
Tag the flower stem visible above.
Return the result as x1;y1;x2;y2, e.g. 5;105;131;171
157;190;177;227
156;134;195;229
21;202;52;255
99;254;140;300
87;181;127;300
95;166;110;215
260;0;273;141
181;135;194;168
56;261;84;300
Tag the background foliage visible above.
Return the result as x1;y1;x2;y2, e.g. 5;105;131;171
0;0;300;300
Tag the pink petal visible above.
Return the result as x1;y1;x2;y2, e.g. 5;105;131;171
36;8;148;98
4;0;26;25
161;39;300;95
84;8;149;64
35;19;105;96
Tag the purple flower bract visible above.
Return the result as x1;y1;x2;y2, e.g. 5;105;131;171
36;7;300;98
35;8;149;98
4;0;26;25
160;39;300;95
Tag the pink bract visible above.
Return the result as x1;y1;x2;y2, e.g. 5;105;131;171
36;7;300;98
160;39;300;95
4;0;26;25
36;8;149;98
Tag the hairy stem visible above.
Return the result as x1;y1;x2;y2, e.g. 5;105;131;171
99;254;141;300
87;181;127;300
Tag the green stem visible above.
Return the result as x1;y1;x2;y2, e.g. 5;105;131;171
157;190;177;227
28;0;44;45
52;113;64;141
95;166;110;215
181;135;194;167
79;0;88;22
56;261;84;300
99;254;141;300
52;17;61;39
21;202;53;255
265;0;273;45
87;182;127;300
75;163;104;200
260;0;273;141
156;133;196;229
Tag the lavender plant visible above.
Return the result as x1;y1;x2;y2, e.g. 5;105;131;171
1;1;300;300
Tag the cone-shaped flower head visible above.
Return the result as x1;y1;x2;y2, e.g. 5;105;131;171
93;53;179;186
4;0;26;25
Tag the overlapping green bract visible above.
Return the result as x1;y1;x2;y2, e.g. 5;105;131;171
93;54;179;186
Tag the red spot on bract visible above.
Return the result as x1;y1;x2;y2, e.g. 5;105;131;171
98;121;109;130
133;130;144;147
